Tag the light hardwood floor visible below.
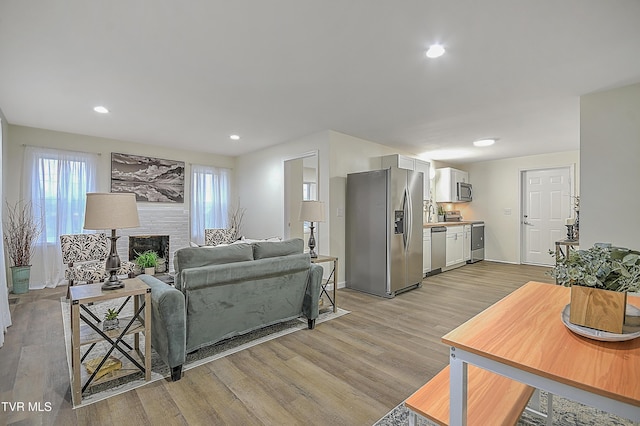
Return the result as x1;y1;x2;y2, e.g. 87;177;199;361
0;261;554;425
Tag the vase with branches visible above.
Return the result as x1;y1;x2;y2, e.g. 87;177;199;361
228;203;246;241
3;200;42;294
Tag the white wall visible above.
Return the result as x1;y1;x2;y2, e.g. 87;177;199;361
236;130;330;246
580;82;640;248
460;151;580;264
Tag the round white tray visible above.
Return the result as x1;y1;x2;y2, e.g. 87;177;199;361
561;303;640;342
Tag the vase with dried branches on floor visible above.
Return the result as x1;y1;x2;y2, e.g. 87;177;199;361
2;200;42;294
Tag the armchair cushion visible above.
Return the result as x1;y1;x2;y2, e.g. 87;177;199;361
60;233;135;284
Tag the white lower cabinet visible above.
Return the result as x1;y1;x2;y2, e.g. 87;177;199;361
464;225;471;262
446;226;464;267
423;229;431;275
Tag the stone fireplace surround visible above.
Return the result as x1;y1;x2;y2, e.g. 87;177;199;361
115;205;190;273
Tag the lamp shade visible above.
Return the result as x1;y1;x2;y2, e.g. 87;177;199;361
299;200;325;223
84;193;140;230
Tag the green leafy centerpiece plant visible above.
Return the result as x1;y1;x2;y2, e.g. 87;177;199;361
550;245;640;333
135;250;158;275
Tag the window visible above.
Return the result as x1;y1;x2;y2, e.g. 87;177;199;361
191;165;231;244
23;146;98;287
25;147;98;244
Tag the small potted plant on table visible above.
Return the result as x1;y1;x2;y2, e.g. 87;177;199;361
550;245;640;333
103;308;119;331
135;250;158;276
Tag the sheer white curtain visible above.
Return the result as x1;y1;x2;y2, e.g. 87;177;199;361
191;165;230;244
0;118;11;347
23;146;98;288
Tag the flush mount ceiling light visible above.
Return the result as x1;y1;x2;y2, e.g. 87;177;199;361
425;44;445;58
230;134;240;140
93;106;109;114
473;139;496;147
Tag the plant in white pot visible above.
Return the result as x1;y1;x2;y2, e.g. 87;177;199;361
550;245;640;333
2;200;41;294
135;250;158;275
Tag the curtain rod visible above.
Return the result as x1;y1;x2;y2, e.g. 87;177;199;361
21;144;102;156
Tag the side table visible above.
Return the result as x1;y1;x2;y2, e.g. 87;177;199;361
310;255;338;313
69;277;151;405
555;239;579;264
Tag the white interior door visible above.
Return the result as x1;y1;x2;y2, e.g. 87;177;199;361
521;167;572;266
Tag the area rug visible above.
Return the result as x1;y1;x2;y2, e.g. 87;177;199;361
374;391;635;426
61;297;348;408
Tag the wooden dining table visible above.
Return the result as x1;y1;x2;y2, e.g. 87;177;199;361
442;281;640;425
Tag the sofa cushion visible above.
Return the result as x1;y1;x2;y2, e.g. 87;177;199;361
252;238;303;260
173;243;254;290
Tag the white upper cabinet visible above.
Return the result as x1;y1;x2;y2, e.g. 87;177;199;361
381;154;431;200
435;167;469;203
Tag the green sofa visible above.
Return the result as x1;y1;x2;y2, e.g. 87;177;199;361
140;238;323;381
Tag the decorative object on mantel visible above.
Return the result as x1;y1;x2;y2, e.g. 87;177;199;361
550;245;640;335
111;152;185;203
84;193;140;290
299;200;326;258
2;200;42;294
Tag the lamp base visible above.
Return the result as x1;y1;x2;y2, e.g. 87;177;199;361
103;230;125;290
102;271;124;290
308;223;318;258
102;280;124;290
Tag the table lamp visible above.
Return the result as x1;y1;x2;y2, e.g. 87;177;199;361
84;193;140;290
299;200;325;258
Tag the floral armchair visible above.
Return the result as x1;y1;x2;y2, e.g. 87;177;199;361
60;233;136;287
204;228;235;246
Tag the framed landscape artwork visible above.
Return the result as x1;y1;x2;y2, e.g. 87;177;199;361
111;153;185;203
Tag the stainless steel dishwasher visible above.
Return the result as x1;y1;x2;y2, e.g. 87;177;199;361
430;226;447;275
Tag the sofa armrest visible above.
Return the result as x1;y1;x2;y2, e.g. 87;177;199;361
303;263;324;324
138;275;186;380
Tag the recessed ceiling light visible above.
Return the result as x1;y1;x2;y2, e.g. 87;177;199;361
93;106;109;114
230;134;240;140
426;44;445;58
473;139;496;147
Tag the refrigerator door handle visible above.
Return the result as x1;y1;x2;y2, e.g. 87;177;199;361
404;188;410;250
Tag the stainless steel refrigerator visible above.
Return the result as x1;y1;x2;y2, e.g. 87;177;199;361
346;167;423;298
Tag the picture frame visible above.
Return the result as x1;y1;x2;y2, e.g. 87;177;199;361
111;153;185;203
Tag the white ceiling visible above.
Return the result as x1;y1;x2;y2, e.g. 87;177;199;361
1;1;640;164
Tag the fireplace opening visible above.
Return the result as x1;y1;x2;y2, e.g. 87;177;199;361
129;235;170;273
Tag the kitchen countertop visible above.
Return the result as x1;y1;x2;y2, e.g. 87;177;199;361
423;221;475;228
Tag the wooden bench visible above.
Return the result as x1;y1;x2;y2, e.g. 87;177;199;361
405;365;536;426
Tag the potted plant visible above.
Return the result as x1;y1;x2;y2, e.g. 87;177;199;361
550;245;640;333
103;308;119;331
437;205;445;222
2;200;41;294
135;250;158;275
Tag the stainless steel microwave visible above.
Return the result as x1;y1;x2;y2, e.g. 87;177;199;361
456;182;472;202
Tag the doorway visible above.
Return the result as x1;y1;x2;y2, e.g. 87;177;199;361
283;151;318;242
521;167;574;266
